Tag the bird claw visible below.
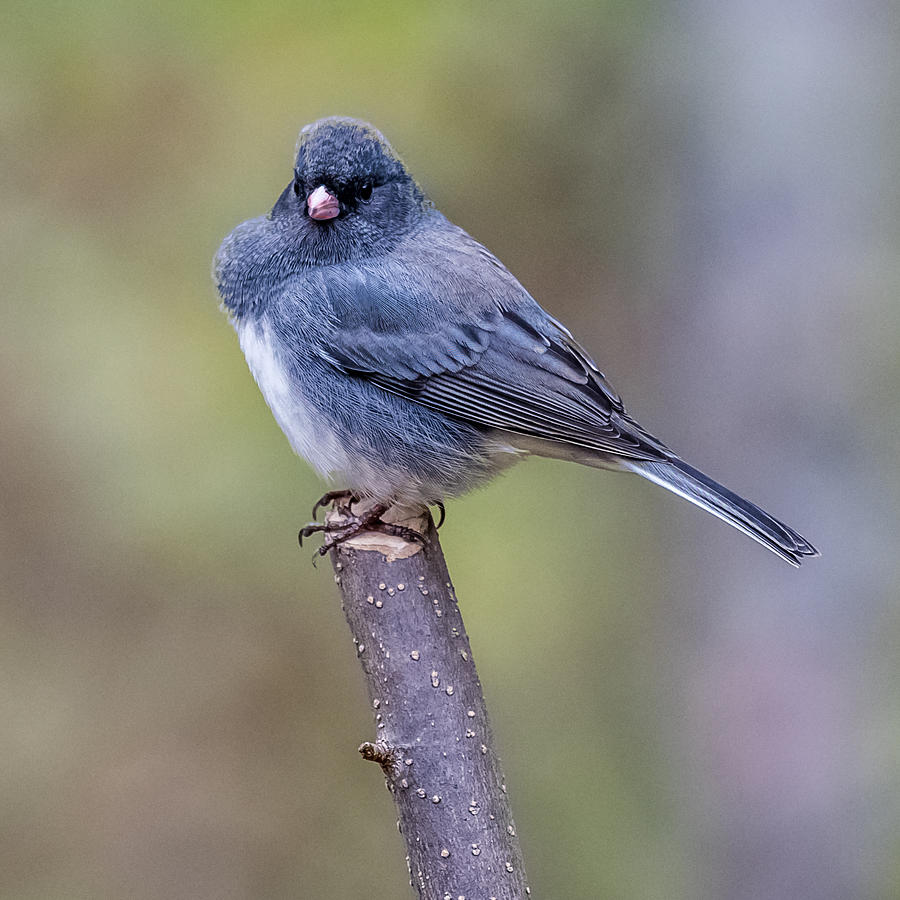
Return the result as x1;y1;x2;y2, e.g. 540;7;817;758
298;496;429;557
369;520;429;546
298;520;331;551
311;489;355;520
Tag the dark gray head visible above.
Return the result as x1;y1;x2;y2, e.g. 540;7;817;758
215;117;427;318
271;117;425;266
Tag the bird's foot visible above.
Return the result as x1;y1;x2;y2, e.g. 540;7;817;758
299;500;429;557
311;489;356;520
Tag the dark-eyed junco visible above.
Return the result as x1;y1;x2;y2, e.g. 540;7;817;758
214;117;818;565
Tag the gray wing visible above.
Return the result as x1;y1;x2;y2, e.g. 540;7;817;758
308;229;671;463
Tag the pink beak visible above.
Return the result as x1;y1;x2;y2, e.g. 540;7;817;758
307;185;341;221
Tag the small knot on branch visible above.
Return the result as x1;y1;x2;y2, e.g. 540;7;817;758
359;740;403;778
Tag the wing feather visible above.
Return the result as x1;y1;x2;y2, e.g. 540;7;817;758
305;233;670;463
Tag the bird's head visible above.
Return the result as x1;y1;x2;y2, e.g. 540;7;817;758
271;117;426;266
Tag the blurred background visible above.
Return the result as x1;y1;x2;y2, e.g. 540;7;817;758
3;1;899;897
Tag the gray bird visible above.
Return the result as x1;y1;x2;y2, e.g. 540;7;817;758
214;117;818;566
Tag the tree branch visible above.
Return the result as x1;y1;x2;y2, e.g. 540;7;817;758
327;503;530;899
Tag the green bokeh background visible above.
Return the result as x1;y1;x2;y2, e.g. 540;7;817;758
3;2;899;898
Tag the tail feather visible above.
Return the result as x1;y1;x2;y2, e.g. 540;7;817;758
624;458;819;567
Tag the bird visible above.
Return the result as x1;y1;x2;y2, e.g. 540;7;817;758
213;116;818;566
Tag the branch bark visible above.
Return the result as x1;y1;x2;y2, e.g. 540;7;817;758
326;503;530;899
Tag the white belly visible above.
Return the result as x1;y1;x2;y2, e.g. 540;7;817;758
237;320;350;479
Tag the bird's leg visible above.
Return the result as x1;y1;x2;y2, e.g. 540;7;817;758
432;500;446;530
299;499;429;557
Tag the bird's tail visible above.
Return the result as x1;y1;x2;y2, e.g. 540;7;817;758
622;457;819;567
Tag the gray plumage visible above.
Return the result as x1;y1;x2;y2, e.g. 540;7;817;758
214;117;818;566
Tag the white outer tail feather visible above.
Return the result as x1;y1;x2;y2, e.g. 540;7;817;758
621;458;819;567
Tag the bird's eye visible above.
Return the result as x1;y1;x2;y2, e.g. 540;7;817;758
292;179;303;197
358;182;373;203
